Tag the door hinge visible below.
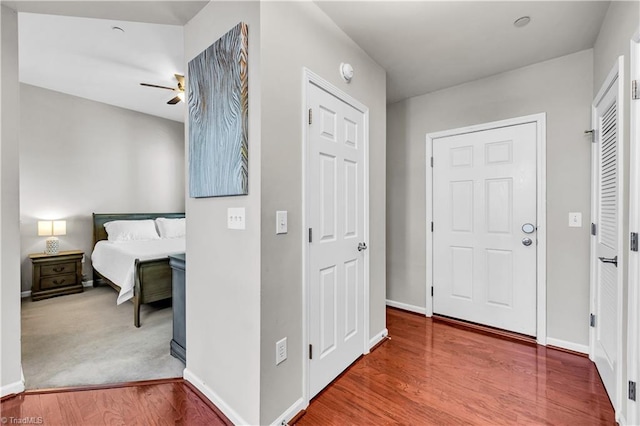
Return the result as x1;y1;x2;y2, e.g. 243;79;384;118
431;222;434;232
308;108;312;125
591;223;597;236
309;344;313;360
431;286;434;297
630;380;637;401
633;80;639;100
631;232;639;252
590;313;596;327
430;157;433;167
308;228;312;243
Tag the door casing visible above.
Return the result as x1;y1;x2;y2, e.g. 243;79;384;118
589;56;625;421
628;28;640;426
425;113;547;345
301;68;370;407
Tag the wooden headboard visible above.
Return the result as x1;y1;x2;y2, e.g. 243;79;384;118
92;213;185;246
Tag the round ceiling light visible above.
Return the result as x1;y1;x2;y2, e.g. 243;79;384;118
513;16;531;28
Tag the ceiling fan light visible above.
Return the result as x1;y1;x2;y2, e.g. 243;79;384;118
177;92;185;102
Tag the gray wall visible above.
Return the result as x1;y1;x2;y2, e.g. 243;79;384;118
19;84;185;292
184;2;262;425
387;49;594;346
259;2;386;424
1;5;22;395
592;0;639;419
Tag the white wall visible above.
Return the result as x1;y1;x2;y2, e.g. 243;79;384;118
592;1;639;421
387;50;594;347
0;4;23;396
259;2;386;424
183;2;262;425
18;84;185;292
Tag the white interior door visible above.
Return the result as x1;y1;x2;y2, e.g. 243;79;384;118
308;82;366;398
432;122;537;336
591;58;623;411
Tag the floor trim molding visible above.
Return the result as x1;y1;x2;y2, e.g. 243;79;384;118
369;328;389;350
385;299;426;315
270;397;305;426
546;337;588;355
184;368;249;426
1;379;25;399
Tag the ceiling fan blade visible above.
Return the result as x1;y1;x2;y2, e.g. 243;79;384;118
167;96;182;105
174;74;185;90
140;82;178;91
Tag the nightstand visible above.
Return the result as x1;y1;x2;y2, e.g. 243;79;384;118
29;250;84;301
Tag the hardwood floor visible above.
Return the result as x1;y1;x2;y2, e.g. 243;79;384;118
2;308;615;425
0;379;231;426
297;308;615;425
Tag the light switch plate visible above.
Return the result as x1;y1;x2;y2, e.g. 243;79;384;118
228;208;246;230
276;211;288;234
569;212;582;228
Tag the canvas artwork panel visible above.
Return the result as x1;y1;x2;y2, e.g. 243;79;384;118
188;22;248;197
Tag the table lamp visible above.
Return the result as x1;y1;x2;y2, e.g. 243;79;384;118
38;220;66;255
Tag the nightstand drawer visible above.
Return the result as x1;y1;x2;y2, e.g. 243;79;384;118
40;262;77;277
40;273;77;290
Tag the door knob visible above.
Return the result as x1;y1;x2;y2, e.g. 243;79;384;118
598;255;618;267
522;238;533;246
357;242;368;252
522;223;535;234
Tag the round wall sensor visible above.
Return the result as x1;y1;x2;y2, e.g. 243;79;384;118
513;16;531;28
340;63;354;83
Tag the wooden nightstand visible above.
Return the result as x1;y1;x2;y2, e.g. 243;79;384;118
29;250;84;301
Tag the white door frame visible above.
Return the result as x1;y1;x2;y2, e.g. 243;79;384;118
627;29;640;426
425;113;547;345
301;68;370;407
589;56;625;420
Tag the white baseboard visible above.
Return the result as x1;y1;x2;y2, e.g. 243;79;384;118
1;373;25;398
386;299;426;315
369;328;389;350
270;397;306;426
183;368;249;426
546;337;589;354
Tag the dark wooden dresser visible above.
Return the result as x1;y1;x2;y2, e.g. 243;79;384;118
169;253;186;364
29;250;84;301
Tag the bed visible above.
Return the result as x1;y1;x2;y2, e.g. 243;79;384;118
91;213;185;327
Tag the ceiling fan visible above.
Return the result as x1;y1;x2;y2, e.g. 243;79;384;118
140;74;185;105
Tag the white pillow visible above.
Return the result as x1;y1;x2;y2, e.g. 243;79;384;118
155;217;186;239
104;220;160;242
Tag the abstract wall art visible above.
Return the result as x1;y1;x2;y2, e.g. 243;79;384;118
188;22;248;198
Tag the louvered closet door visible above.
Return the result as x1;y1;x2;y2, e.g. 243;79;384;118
592;69;621;408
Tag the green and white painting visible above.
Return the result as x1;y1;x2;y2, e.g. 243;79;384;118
188;22;248;198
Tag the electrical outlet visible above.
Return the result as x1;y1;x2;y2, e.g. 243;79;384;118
227;208;246;230
276;337;287;365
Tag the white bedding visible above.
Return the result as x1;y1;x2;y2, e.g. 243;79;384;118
91;239;185;304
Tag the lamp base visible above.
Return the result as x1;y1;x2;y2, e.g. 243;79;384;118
45;237;60;255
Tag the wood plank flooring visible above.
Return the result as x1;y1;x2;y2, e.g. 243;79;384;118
297;308;615;425
1;379;230;426
2;308;614;425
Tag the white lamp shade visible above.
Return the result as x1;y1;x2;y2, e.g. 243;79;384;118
37;221;52;236
53;220;66;236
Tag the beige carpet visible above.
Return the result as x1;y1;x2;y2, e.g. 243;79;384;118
21;286;184;389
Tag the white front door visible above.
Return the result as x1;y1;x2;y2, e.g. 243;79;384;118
432;122;537;336
307;82;366;398
591;58;623;410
